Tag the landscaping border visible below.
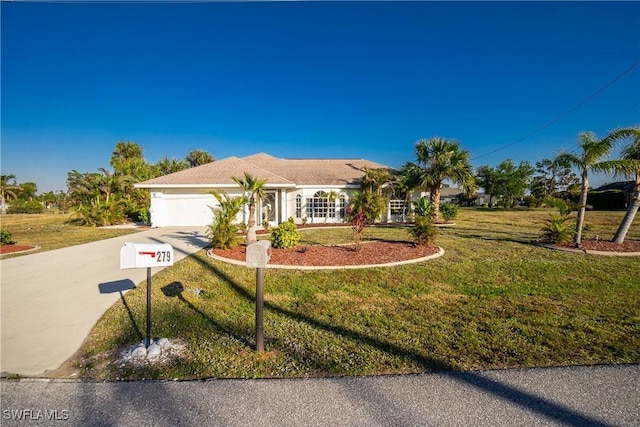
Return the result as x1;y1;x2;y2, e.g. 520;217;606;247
533;241;640;257
206;245;445;270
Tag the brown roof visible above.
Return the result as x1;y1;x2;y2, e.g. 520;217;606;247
136;152;392;188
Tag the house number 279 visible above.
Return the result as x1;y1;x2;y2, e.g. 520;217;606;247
156;251;171;262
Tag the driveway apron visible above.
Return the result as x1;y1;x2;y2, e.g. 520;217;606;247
1;227;209;376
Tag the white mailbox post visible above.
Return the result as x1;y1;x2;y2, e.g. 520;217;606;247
246;240;272;352
120;243;174;347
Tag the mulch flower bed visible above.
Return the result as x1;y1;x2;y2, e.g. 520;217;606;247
211;241;440;266
0;244;37;255
553;239;640;253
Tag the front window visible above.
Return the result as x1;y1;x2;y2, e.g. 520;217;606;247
307;191;328;219
295;195;302;218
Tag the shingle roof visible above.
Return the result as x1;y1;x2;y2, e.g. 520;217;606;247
593;181;634;192
136;152;392;188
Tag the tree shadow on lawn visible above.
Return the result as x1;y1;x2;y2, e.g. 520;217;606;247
181;251;610;427
160;281;253;349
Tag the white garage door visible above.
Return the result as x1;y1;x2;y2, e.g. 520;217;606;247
161;195;215;227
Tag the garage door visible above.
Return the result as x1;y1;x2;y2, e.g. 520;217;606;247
160;195;215;227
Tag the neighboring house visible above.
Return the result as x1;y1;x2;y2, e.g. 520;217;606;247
439;185;464;204
591;181;635;209
135;153;392;227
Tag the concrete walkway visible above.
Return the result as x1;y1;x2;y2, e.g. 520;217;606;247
1;227;209;376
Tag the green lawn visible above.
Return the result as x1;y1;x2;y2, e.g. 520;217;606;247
0;212;141;257
59;208;640;379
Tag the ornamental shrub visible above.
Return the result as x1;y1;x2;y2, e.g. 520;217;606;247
409;214;437;245
7;200;44;214
271;217;300;249
1;229;14;245
207;192;244;249
439;203;458;222
540;197;574;243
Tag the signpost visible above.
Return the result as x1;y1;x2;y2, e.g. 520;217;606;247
120;242;174;347
246;240;272;352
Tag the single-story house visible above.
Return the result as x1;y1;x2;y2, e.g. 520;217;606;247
135;152;396;227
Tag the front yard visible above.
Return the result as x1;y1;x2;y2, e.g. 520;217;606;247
47;208;640;379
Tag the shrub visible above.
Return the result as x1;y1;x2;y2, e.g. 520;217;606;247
439;203;458;222
7;200;44;214
541;198;574;243
1;229;14;245
345;205;366;251
409;214;437;245
271;217;301;249
541;216;573;243
70;200;126;226
207;192;244;249
412;196;433;218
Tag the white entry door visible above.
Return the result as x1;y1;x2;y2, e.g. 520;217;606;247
259;191;278;227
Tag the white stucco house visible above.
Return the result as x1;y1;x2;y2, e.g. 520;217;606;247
135;152;395;228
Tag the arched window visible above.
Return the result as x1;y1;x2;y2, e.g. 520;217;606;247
306;191;329;219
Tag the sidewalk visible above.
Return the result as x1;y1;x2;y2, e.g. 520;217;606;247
1;365;639;426
1;227;209;376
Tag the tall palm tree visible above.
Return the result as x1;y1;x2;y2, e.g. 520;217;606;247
555;130;625;247
1;174;19;212
232;172;268;242
415;137;476;221
596;127;640;244
186;149;215;167
110;141;144;168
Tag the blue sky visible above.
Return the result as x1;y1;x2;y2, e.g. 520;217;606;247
2;1;639;193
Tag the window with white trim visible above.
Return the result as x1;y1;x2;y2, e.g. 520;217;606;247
295;195;302;218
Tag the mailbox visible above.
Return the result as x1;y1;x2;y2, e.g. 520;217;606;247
120;242;174;269
246;240;272;268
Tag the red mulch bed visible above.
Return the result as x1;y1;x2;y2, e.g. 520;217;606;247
554;239;640;253
0;244;37;255
212;241;440;266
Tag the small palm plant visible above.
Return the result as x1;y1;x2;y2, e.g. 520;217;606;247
410;196;437;245
207;191;245;249
412;196;433;217
541;198;574;244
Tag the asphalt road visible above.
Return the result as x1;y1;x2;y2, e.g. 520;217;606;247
2;365;639;426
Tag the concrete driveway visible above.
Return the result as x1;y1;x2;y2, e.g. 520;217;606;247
1;227;209;376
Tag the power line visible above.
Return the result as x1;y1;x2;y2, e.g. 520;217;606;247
471;60;640;161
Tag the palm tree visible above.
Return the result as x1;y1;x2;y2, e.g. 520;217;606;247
393;163;423;221
414;137;476;221
596;127;640;244
232;172;267;243
155;157;190;175
1;174;19;212
360;167;391;197
555;130;626;247
186;149;215;167
110;141;144;170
